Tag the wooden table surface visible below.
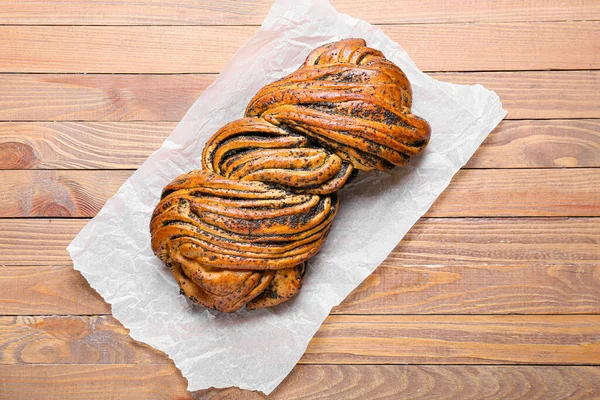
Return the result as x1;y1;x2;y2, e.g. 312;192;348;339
0;1;599;399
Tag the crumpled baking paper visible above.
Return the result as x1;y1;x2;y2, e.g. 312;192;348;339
67;0;506;394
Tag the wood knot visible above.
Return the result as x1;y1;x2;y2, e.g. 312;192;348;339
40;202;72;217
0;141;38;169
29;317;92;341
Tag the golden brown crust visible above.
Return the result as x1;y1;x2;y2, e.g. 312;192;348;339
150;39;430;312
246;38;430;171
171;261;275;313
246;263;306;309
202;118;354;194
151;170;337;271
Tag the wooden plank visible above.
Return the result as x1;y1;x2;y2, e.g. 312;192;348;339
0;26;250;74
387;217;599;268
465;120;600;168
0;265;111;315
204;366;600;399
1;365;599;400
333;0;600;24
0;316;168;365
0;74;212;122
3;260;599;316
0;23;598;73
0;72;597;122
1;169;598;218
1;0;599;25
305;315;600;364
1;315;599;365
429;169;600;217
0;218;598;315
0;219;86;266
3;120;599;170
335;263;600;315
0;364;191;400
385;22;600;72
0;122;174;169
0;170;131;217
1;218;597;267
434;71;600;120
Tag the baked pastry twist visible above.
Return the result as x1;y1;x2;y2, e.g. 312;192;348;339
151;39;430;312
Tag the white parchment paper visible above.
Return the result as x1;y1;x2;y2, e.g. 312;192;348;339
67;0;506;394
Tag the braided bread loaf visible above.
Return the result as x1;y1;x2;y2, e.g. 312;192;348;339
150;39;430;312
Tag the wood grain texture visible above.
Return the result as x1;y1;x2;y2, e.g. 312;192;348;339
0;364;191;400
0;316;169;365
1;218;597;267
1;365;599;400
207;365;600;400
428;169;600;217
1;0;599;25
0;217;597;315
2;260;599;316
387;217;599;268
2;120;599;170
305;315;600;364
335;263;600;315
0;26;251;74
1;72;597;122
385;22;600;72
0;23;598;73
1;169;598;217
1;315;599;365
0;219;86;266
0;265;111;315
0;122;174;169
0;74;212;122
0;170;131;217
465;120;600;168
434;71;600;120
